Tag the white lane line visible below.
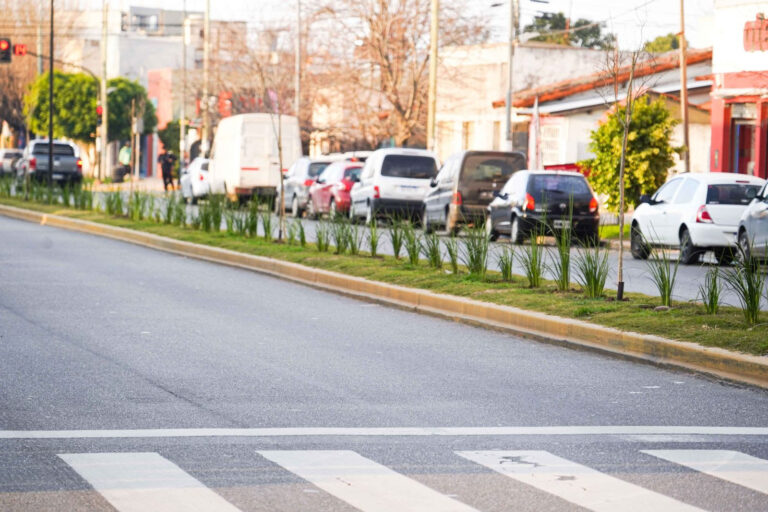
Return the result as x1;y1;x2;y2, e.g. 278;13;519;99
456;450;704;512
59;452;241;512
643;450;768;495
2;426;768;439
257;450;478;512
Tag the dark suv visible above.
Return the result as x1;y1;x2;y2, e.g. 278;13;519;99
422;150;526;233
486;170;600;244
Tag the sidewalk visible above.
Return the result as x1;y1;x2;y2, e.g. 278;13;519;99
92;177;173;194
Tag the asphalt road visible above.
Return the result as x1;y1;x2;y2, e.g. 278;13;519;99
2;214;767;511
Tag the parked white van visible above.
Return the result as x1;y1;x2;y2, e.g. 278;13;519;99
208;113;302;203
349;148;440;222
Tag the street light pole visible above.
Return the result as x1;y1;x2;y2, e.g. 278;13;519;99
201;0;210;157
505;0;519;151
180;0;187;178
295;0;301;122
100;0;109;180
48;0;54;194
426;0;438;152
678;0;690;173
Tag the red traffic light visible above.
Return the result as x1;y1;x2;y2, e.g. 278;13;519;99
13;44;26;56
0;39;9;51
96;105;104;116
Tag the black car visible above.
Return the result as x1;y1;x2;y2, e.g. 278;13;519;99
422;150;526;234
486;170;600;244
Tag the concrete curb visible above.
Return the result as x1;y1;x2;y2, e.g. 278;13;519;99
3;203;767;390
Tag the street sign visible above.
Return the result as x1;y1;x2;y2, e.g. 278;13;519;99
0;38;11;63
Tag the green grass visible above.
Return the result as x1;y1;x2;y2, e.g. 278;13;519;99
599;223;630;240
3;197;768;356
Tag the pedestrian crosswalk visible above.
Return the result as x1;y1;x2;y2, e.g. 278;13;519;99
50;448;768;512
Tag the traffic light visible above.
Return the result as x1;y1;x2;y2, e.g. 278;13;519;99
13;44;27;56
0;38;11;63
96;105;103;126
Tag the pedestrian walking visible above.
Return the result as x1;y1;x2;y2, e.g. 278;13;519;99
158;150;177;192
117;143;131;182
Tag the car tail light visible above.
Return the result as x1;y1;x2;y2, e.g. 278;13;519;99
589;196;598;213
451;191;462;205
374;185;380;199
76;159;83;173
29;157;36;170
696;205;713;223
199;173;204;181
303;178;314;187
282;168;288;173
524;193;535;211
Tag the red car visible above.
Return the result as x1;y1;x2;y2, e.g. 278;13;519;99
307;161;363;218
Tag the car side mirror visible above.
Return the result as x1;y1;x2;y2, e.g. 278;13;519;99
317;178;325;184
639;194;652;205
429;177;437;188
746;188;758;200
493;191;508;199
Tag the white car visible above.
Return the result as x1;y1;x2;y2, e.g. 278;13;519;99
737;182;768;262
349;148;440;223
631;173;765;264
180;157;210;204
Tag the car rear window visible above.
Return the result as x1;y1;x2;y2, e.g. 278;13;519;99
343;166;362;180
706;184;762;205
528;174;591;200
32;143;75;156
201;162;209;171
308;162;330;178
380;155;437;179
460;154;526;183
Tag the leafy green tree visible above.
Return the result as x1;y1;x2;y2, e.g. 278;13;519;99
25;72;157;143
523;12;615;50
25;71;99;142
579;97;680;211
643;33;687;53
157;119;180;154
106;77;157;141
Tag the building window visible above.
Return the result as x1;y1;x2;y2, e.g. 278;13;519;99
462;121;474;150
492;121;501;150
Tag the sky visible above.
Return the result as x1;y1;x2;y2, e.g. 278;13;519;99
104;0;715;50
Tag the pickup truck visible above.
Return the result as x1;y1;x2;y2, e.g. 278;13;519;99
16;140;82;185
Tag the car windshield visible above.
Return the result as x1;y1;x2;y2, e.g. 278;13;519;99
380;155;437;179
32;143;75;156
706;183;762;205
344;166;362;181
460;154;526;183
529;174;591;200
308;162;330;178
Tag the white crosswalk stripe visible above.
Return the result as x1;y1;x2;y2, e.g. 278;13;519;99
58;452;242;512
456;450;705;512
643;450;768;495
257;449;480;512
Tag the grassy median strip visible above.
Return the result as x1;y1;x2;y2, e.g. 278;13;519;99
2;196;766;356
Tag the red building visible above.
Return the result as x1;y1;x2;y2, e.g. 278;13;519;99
710;2;768;178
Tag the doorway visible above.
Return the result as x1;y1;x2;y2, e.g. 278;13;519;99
731;121;756;175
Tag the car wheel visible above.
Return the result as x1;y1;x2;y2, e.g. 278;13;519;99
713;247;734;266
630;224;650;260
422;208;434;234
291;195;299;217
306;196;317;220
679;228;701;265
485;216;498;241
737;230;752;265
510;216;524;244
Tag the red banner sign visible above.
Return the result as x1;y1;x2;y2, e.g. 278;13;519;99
744;13;768;52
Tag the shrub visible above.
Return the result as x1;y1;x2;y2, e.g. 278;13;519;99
519;225;545;288
444;235;460;274
461;224;489;279
331;218;349;254
260;210;273;241
498;245;515;281
422;231;442;269
698;267;721;315
647;248;679;307
402;222;421;266
388;217;404;259
550;211;573;291
316;220;331;252
296;219;306;247
367;219;380;257
575;243;610;298
346;221;364;256
722;247;764;326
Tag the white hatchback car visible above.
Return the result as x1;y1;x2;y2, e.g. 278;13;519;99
349;148;440;222
180;157;210;204
631;173;765;264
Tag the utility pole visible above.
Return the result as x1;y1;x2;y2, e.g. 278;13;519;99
678;0;690;173
505;0;519;151
180;0;187;178
36;2;43;74
426;0;438;152
201;0;210;157
295;0;301;122
48;0;54;194
100;0;109;180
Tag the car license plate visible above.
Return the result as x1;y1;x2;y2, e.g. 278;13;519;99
553;219;571;229
52;173;63;180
